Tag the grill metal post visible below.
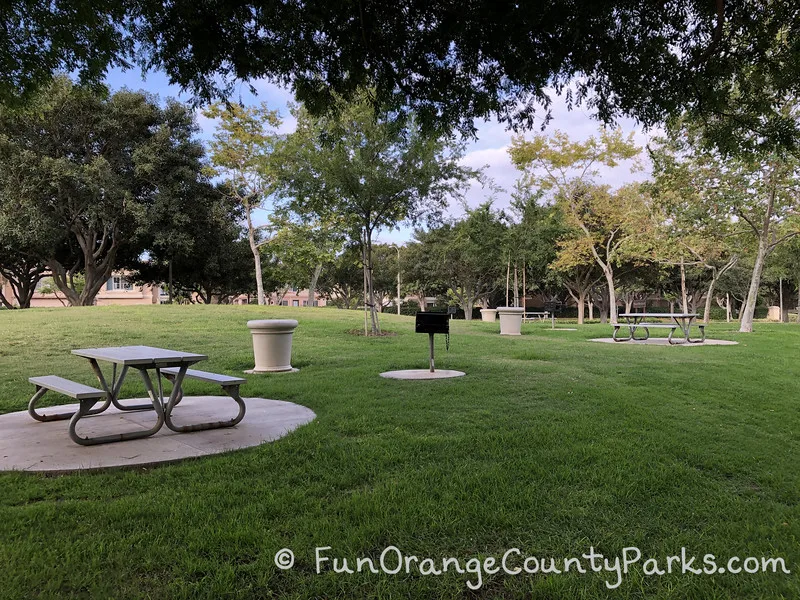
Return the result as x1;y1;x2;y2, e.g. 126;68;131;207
429;333;435;373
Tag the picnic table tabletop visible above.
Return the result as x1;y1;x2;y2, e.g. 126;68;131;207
71;345;207;367
619;313;698;318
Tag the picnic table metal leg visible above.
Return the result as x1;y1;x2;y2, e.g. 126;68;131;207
69;368;166;445
162;366;246;433
686;317;705;343
165;388;246;433
88;360;151;412
696;325;706;343
667;316;688;344
612;325;631;341
27;385;111;422
161;372;186;406
630;318;649;341
668;327;678;344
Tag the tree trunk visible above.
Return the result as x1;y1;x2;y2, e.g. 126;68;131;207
703;277;717;324
462;294;475;320
522;262;527;312
680;257;688;314
567;287;587;325
308;263;323;307
246;205;265;305
47;260;102;306
702;257;737;324
0;263;46;309
599;303;608;324
577;290;586;324
588;300;594;321
418;292;427;311
505;261;510;306
363;228;380;335
168;258;174;304
739;238;768;333
726;294;731;322
362;240;369;334
593;290;609;324
740;167;780;333
603;268;617;324
513;263;519;307
779;278;788;322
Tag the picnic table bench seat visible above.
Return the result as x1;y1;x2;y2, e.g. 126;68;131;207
161;367;245;386
28;375;110;422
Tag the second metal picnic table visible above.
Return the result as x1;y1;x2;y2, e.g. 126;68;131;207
614;313;706;344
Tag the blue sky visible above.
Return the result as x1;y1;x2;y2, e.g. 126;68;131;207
105;68;654;244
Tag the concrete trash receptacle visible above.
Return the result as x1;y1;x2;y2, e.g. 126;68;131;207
246;320;299;373
480;308;497;322
497;307;524;335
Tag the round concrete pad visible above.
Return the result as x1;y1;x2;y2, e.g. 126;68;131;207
589;337;738;346
0;396;315;473
380;369;466;380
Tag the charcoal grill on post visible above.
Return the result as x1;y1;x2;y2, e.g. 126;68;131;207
543;300;563;329
415;312;449;373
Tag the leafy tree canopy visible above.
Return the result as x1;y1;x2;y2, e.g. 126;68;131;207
3;1;800;148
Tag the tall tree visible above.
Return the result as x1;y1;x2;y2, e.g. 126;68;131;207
204;102;282;305
547;183;650;324
275;95;475;334
509;129;643;323
421;203;508;319
402;235;449;312
0;190;53;308
131;185;257;304
646;149;743;322
316;247;364;310
551;252;604;325
0;76;205;306
266;214;346;307
506;184;567;311
651;119;800;332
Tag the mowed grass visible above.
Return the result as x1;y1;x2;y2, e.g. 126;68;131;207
0;305;798;599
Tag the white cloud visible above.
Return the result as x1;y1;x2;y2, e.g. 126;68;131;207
448;93;663;220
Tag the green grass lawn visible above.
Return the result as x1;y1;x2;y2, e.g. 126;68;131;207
0;305;798;599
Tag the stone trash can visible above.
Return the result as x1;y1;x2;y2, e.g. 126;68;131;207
480;308;497;322
497;307;524;335
245;319;299;373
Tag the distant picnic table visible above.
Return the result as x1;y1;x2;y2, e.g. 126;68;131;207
522;311;549;322
613;313;706;345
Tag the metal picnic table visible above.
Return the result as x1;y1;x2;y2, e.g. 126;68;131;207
614;313;706;344
70;345;207;444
